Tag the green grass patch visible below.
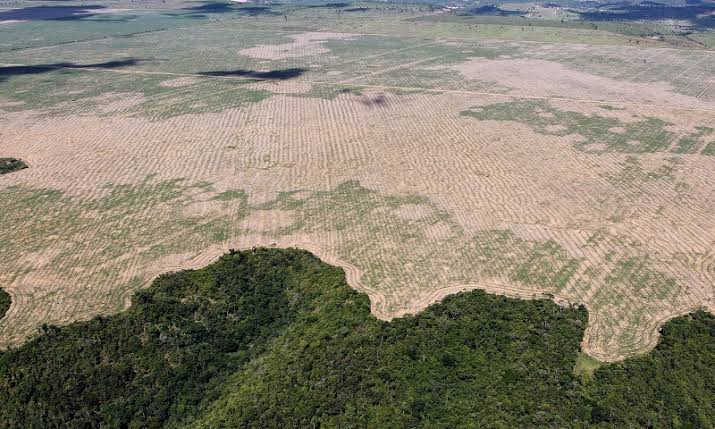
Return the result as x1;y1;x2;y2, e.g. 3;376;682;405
671;126;714;154
253;180;580;293
461;99;713;154
606;256;680;299
293;83;364;100
213;190;247;202
0;68;273;120
574;352;604;383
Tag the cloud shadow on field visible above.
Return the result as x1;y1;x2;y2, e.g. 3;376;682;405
460;5;523;17
306;2;351;8
573;3;715;30
168;3;280;20
198;68;307;80
182;2;236;14
0;59;142;83
234;6;282;16
0;6;131;22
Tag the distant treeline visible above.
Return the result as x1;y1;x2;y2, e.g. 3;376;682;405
0;248;712;428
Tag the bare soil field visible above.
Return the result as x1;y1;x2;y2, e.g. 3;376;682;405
0;2;714;362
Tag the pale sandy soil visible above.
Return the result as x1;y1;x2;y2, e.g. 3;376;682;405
237;32;356;60
392;204;434;220
449;58;715;110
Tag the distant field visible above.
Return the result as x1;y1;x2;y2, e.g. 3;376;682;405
0;0;714;362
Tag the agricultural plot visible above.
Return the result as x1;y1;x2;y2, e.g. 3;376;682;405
0;1;714;362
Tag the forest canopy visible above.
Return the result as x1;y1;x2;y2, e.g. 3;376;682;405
0;248;712;428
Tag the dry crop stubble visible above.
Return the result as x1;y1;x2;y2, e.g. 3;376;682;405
1;88;713;361
236;32;357;61
1;27;714;361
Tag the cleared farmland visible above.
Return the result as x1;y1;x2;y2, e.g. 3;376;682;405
0;3;714;362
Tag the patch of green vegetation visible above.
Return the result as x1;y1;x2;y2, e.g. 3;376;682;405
462;99;711;154
0;179;676;355
293;83;364;100
689;30;715;49
314;35;504;86
0;158;28;175
606;256;679;299
0;288;10;321
470;230;580;291
0;248;712;428
323;35;417;61
672;126;714;154
574;352;604;383
213;190;247;202
586;252;683;354
254;181;580;294
599;104;626;111
606;156;682;187
364;66;461;89
0;178;237;329
703;141;715;156
0;70;160;114
98;177;187;211
0;10;212;51
138;86;273;121
0;68;272;120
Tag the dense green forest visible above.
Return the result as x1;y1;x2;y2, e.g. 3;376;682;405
0;248;713;428
0;288;9;321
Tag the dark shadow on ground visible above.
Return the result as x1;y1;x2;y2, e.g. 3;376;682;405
235;6;281;16
182;2;235;13
199;68;306;80
0;59;141;83
460;5;524;17
358;93;388;108
306;2;351;8
0;5;131;22
171;3;280;19
573;3;715;29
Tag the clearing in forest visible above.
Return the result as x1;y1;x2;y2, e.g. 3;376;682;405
0;1;714;362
